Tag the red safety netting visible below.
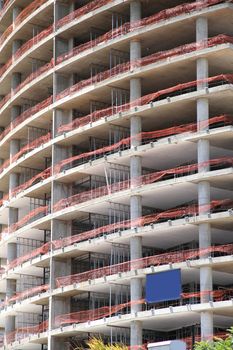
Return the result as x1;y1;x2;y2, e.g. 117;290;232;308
4;198;233;272
0;132;51;175
55;299;145;327
0;114;230;209
56;0;230;31
7;241;51;270
55;288;233;327
56;242;233;287
3;33;231;121
0;0;49;48
55;115;233;174
0;0;13;20
0;284;49;308
56;0;113;29
53;157;233;213
6;319;48;344
57;73;233;135
0;167;52;208
1;205;49;239
0;25;53;78
0;95;52;142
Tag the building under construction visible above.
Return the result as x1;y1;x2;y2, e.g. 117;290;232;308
1;0;233;349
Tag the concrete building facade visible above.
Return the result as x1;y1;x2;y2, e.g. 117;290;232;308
0;0;233;349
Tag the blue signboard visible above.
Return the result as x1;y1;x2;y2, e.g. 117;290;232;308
146;269;182;303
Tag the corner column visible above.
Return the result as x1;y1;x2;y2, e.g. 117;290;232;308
196;16;213;341
130;1;143;347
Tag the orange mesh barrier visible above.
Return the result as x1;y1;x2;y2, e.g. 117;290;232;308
1;205;49;239
0;132;51;175
0;0;49;48
56;0;113;29
57;73;233;134
55;117;233;173
53;158;233;212
55;299;145;327
56;242;233;287
6;319;48;344
1;284;49;308
56;0;229;31
0;114;230;209
0;167;51;207
3;199;233;271
7;242;51;270
55;289;233;327
0;95;52;142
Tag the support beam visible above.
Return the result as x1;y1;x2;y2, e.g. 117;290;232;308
130;1;143;347
196;16;213;341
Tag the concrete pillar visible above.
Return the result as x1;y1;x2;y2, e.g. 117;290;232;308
12;6;21;23
12;40;22;56
11;105;21;121
130;1;143;347
5;243;17;340
53;108;72;136
11;72;21;91
196;16;213;340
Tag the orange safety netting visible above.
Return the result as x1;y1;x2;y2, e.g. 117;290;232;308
6;319;48;344
0;0;230;82
53;157;233;212
4;198;233;272
55;115;233;174
57;73;233;135
55;299;145;327
55;288;233;327
2;33;231;117
0;95;52;142
0;284;49;308
0;114;230;210
1;205;49;239
56;0;230;31
0;132;51;175
0;167;52;208
0;0;49;48
56;242;233;287
56;0;113;29
7;241;51;270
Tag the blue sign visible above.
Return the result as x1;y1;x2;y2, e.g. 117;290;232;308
146;269;182;303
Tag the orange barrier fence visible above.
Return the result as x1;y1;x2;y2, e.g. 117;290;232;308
53;157;233;212
6;319;48;344
56;243;233;287
0;96;52;142
0;113;230;208
0;0;49;48
57;73;233;135
1;33;231;118
4;198;233;272
0;132;51;175
55;288;233;327
0;0;231;111
55;299;145;327
0;284;49;309
54;117;233;173
1;205;49;238
56;34;233;101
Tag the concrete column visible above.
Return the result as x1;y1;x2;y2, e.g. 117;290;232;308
12;40;22;56
196;16;213;340
5;243;17;339
12;6;21;23
11;72;21;91
53;109;72;136
130;1;143;347
11;105;21;121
